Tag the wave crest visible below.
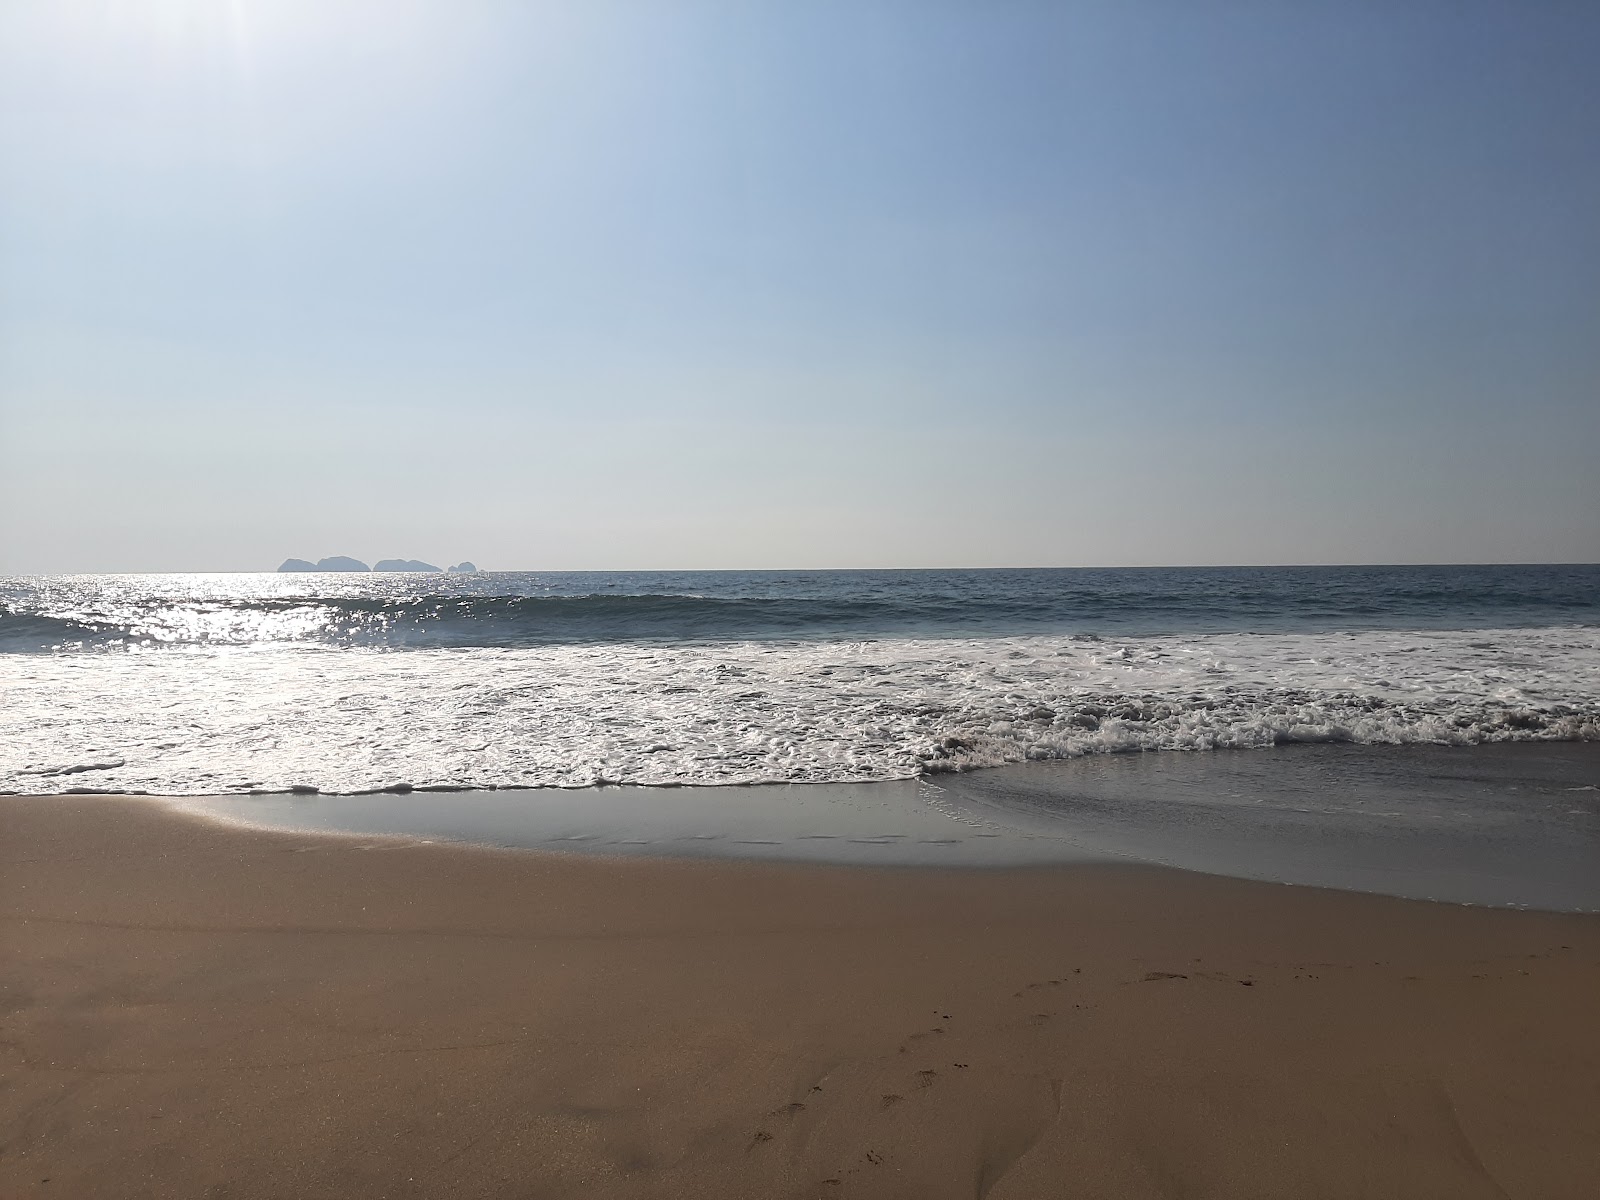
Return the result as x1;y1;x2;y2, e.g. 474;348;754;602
0;610;123;652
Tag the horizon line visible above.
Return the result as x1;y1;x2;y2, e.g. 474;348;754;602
5;560;1598;577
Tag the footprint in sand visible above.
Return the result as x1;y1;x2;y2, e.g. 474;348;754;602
880;1094;903;1109
750;1102;806;1148
898;1027;944;1053
915;1069;938;1088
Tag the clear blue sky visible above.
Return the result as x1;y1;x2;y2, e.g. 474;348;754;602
2;1;1596;571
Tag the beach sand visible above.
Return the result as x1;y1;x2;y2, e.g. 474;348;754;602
3;795;1597;1198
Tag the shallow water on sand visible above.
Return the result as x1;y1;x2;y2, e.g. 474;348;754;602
179;742;1600;912
932;742;1600;912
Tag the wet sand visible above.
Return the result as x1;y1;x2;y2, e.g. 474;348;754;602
179;742;1600;910
3;794;1598;1198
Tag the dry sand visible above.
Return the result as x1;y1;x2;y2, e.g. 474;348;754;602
3;794;1597;1198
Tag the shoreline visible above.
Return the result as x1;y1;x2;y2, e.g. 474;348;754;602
128;741;1600;913
4;793;1599;1197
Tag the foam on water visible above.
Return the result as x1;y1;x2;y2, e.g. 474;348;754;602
4;625;1596;796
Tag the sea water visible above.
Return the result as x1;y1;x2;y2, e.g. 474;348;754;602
3;565;1597;796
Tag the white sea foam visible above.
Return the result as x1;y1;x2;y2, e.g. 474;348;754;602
2;626;1597;796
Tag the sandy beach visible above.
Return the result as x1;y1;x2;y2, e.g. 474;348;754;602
9;0;1600;1192
3;794;1598;1199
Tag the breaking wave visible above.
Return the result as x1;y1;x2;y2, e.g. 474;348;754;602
4;569;1596;795
3;625;1597;796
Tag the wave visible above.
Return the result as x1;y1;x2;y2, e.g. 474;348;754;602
2;594;931;650
8;591;1326;651
5;573;1599;653
0;611;126;653
3;626;1597;795
916;691;1600;773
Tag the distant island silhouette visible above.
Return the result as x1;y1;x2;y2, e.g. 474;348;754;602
277;557;480;573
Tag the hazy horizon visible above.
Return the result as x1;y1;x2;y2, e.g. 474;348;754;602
8;558;1600;578
4;1;1598;574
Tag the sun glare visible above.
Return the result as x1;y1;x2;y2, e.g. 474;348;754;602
89;0;257;67
63;1;439;79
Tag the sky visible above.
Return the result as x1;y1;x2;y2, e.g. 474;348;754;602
1;0;1597;572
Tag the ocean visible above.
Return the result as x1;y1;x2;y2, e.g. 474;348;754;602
3;564;1597;798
